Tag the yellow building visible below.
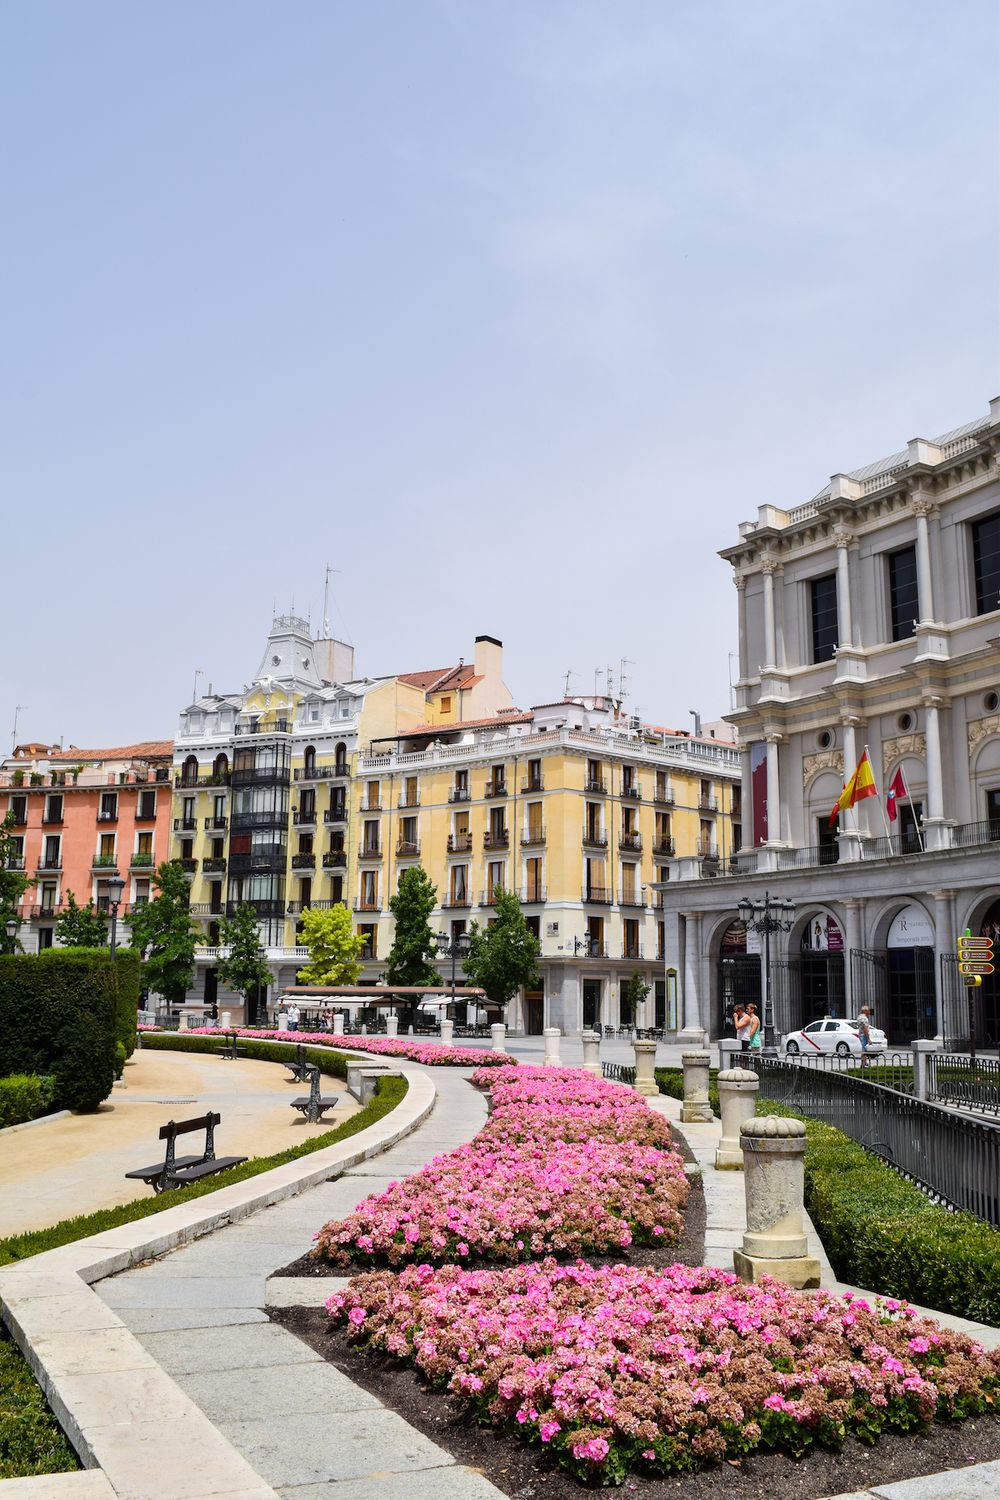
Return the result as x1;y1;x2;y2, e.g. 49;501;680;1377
169;614;739;1031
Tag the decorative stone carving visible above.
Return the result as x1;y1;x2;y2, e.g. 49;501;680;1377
802;750;843;785
911;496;938;518
882;734;927;773
833;528;854;549
968;715;1000;756
733;1116;821;1290
760;556;782;576
733;573;747;591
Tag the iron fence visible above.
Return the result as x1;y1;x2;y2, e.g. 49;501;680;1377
602;1062;637;1086
746;1055;1000;1227
928;1053;1000;1116
769;1049;916;1094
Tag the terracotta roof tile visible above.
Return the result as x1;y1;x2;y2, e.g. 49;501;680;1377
405;711;532;737
50;740;173;762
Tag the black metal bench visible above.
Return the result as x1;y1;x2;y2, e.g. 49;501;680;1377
284;1044;311;1083
290;1066;340;1125
125;1112;247;1194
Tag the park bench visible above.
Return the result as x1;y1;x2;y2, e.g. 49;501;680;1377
284;1043;311;1083
289;1065;340;1125
125;1112;247;1194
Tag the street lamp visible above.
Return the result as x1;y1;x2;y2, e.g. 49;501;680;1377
737;891;795;1057
107;875;126;959
255;944;267;1028
4;916;18;956
436;929;472;1020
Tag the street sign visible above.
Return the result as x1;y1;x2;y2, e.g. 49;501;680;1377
959;962;994;976
957;930;994;990
957;938;994;951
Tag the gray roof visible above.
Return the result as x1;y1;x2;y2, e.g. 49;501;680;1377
809;415;991;503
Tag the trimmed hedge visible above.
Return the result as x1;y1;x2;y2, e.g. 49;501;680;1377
0;1330;78;1479
0;1075;56;1130
656;1066;721;1117
112;948;140;1058
0;951;117;1112
139;1031;350;1079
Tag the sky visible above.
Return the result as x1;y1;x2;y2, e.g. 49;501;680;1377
2;0;998;750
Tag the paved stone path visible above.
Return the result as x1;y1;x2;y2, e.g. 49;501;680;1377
97;1068;505;1499
0;1049;357;1237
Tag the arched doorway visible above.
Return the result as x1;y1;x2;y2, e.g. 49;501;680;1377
885;903;936;1043
774;911;845;1032
715;919;761;1037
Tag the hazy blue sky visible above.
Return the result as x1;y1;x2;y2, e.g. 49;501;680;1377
3;1;998;749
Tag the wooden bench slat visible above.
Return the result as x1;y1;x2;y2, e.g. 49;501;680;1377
165;1155;247;1185
125;1154;203;1182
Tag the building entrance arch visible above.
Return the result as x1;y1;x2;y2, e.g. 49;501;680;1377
884;903;936;1043
714;918;761;1039
773;909;845;1034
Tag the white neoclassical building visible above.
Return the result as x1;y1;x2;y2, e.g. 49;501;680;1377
660;398;1000;1049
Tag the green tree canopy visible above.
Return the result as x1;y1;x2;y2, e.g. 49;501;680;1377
463;890;540;1012
625;968;651;1023
385;867;440;987
0;812;29;953
126;860;197;1006
215;904;273;1006
55;891;109;949
297;904;366;986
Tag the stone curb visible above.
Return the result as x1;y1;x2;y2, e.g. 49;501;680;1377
0;1060;435;1499
0;1109;73;1138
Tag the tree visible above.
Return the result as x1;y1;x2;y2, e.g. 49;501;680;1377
215;904;273;1014
0;812;29;953
297;904;366;986
55;891;109;949
126;860;197;1007
385;867;440;986
463;890;540;1014
624;968;651;1027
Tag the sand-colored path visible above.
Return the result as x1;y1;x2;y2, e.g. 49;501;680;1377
0;1048;359;1237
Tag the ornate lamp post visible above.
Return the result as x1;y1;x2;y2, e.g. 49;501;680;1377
436;929;472;1019
4;916;18;955
737;891;795;1056
107;875;126;959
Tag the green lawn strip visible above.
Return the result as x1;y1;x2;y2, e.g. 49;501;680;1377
0;1329;79;1479
0;1060;407;1268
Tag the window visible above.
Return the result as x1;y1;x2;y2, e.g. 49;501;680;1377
299;833;314;854
37;928;53;950
44;794;63;824
451;864;469;904
365;781;380;810
455;769;468;796
973;512;1000;616
524;857;543;902
487;861;505;899
402;776;418;807
358;923;377;958
623;919;640;959
525;915;541;940
440;695;452;714
211;837;224;858
99;792;118;821
363;819;379;854
810;573;838;663
360;870;379;909
586;759;604;792
526;758;542;791
7;834;23;865
43;835;60;868
41;881;57;912
137;789;156;819
9;794;27;824
816;817;839;866
99;833;116;861
887;546;919;641
134;878;151;905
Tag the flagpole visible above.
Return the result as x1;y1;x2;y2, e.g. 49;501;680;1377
869;744;894;843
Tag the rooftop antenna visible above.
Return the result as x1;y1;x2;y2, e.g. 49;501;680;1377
617;657;633;708
563;668;576;698
11;705;26;754
322;565;342;639
593;666;602;700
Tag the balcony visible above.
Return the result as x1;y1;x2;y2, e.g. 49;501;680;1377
619;831;642;852
483;829;509;849
322;850;347;869
519;886;546;904
41;812;64;825
202;857;227;873
582;886;611;904
324;806;347;824
479;888;507;906
520;827;546;846
293;809;317;826
359;799;382;813
441;895;472;909
225;899;285;919
97;809;118;823
398;796;420;810
135;803;158;822
619;893;645;908
292;852;316;870
174;773;231;788
584;778;607;795
5;856;25;871
228;849;284;872
179;858;198;875
92;855;119;870
230;810;287;831
953;818;1000;848
230;767;291;788
353;899;382;913
484;781;507;799
575;941;608;959
652;836;675;856
359;842;382;859
620;784;642;801
294;763;348;782
447;833;473;853
448;787;470;803
396;840;420;857
130;853;155;868
697;843;718;860
190;903;225;917
582;828;608;848
8;811;27;827
621;946;643;961
36;857;62;872
653;786;675;807
234;718;290;735
204;815;228;831
699;795;718;812
521;778;544;794
174;817;198;832
860;832;923;859
287;898;346;913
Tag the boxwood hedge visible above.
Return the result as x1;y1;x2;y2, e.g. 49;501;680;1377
0;951;118;1112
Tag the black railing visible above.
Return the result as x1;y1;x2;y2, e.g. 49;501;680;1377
951;819;1000;849
323;851;347;868
202;857;227;873
441;896;472;908
294;764;348;782
174;773;231;788
449;788;470;803
582;886;611;904
520;887;546;904
619;832;642;851
231;767;291;787
602;1062;636;1085
653;837;675;855
485;782;507;798
97;810;118;822
929;1054;1000;1116
521;779;544;793
483;830;509;848
447;834;473;852
396;841;420;857
174;818;198;831
324;806;347;823
293;809;317;825
585;778;607;794
582;829;608;847
234;719;290;735
653;788;675;807
860;832;923;859
228;850;285;872
291;853;316;869
520;828;546;845
230;810;288;830
621;785;641;800
225;899;284;918
204;815;228;830
747;1056;1000;1228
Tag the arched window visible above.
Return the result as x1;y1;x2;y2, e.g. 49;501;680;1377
213;753;229;783
182;755;199;788
335;741;347;776
303;745;316;775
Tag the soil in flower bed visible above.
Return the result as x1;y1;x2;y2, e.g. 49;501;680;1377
270;1305;1000;1499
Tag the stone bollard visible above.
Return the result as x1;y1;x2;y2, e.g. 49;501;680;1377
717;1038;742;1071
385;1015;399;1038
911;1039;937;1102
178;1012;189;1031
680;1050;713;1122
361;1023;368;1036
332;1013;344;1036
276;1010;288;1032
580;1029;601;1076
733;1117;820;1289
440;1019;454;1045
407;1024;414;1036
543;1026;562;1066
490;1023;507;1055
220;1010;232;1031
633;1038;659;1096
715;1068;760;1168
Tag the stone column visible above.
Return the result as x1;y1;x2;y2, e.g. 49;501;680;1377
543;1026;562;1066
489;1022;507;1055
440;1018;454;1045
680;1050;713;1122
837;718;864;861
923;697;946;832
911;1039;938;1101
385;1015;398;1038
912;496;936;623
581;1029;601;1075
761;557;778;668
834;528;854;647
842;898;864;1014
633;1038;658;1096
765;734;782;845
679;913;706;1046
930;888;955;1041
333;1012;344;1035
734;573;749;679
715;1067;759;1168
717;1038;741;1071
733;1117;820;1288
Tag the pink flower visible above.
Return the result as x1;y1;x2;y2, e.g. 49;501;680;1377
347;1306;367;1326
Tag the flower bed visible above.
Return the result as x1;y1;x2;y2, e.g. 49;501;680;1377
313;1066;688;1267
329;1258;1000;1485
179;1026;510;1068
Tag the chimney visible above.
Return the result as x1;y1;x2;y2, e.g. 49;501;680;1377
313;637;355;685
474;634;503;683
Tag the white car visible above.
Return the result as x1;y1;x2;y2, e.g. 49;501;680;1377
783;1017;886;1058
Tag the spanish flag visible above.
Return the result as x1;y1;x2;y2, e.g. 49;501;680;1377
829;750;878;826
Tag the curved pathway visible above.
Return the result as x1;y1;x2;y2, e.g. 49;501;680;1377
0;1050;358;1238
96;1066;502;1499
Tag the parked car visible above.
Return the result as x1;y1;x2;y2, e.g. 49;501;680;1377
783;1017;887;1058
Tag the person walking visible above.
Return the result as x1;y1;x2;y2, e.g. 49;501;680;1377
856;1005;873;1065
745;1003;762;1053
735;1002;753;1053
287;1002;300;1033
